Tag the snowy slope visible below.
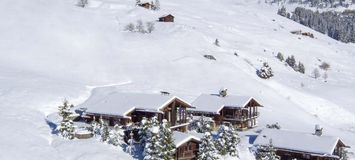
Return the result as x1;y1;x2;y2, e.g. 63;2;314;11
0;0;354;159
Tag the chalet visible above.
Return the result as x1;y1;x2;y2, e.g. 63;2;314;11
253;129;349;160
138;2;155;10
189;93;263;130
173;131;201;160
158;14;174;22
75;89;191;132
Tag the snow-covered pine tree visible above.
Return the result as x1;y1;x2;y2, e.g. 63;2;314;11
143;117;162;160
90;118;101;136
285;55;296;68
126;131;136;155
154;0;160;10
110;124;124;146
216;124;240;157
198;132;219;160
257;62;274;79
298;62;305;74
197;116;212;133
100;122;110;142
58;100;75;140
139;117;152;146
159;119;176;160
339;147;349;160
256;139;280;160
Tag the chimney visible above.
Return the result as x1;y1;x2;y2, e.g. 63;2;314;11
315;124;323;136
219;88;228;97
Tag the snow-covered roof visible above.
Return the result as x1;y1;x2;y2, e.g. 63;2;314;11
76;89;190;117
253;129;345;156
191;94;261;114
173;131;201;148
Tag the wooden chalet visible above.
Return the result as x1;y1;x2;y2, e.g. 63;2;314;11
75;90;191;132
138;2;155;10
253;129;349;160
158;14;174;22
173;131;201;160
189;93;263;130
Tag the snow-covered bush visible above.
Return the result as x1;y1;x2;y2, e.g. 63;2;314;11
146;22;155;33
58;100;75;140
339;147;349;160
255;139;280;160
214;38;220;46
215;124;240;157
257;62;274;79
124;21;155;34
276;52;284;61
77;0;88;8
198;132;219;160
125;23;135;32
319;62;330;71
266;122;281;130
152;0;160;10
90;119;101;136
312;68;321;79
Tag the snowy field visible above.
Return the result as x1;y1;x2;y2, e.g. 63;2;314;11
0;0;354;159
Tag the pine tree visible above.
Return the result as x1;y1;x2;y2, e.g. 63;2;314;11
214;39;220;46
257;62;274;79
216;124;240;157
58;100;75;140
196;116;212;133
101;122;110;142
139;117;152;146
154;0;160;10
256;139;280;160
298;62;305;74
285;55;296;68
143;117;162;160
91;118;101;136
159;119;176;160
198;132;219;160
126;131;136;155
110;124;124;146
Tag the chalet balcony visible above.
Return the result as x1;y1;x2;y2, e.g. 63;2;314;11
223;111;260;122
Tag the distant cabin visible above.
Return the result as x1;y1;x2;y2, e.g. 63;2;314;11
189;94;263;130
75;90;192;132
158;14;174;22
253;129;349;160
138;2;155;9
173;131;201;160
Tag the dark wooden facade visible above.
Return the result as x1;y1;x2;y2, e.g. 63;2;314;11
159;14;174;22
138;3;154;9
216;98;260;130
83;97;190;131
275;140;347;160
190;98;261;130
175;139;200;160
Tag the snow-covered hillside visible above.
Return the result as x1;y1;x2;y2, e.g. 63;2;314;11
0;0;354;159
